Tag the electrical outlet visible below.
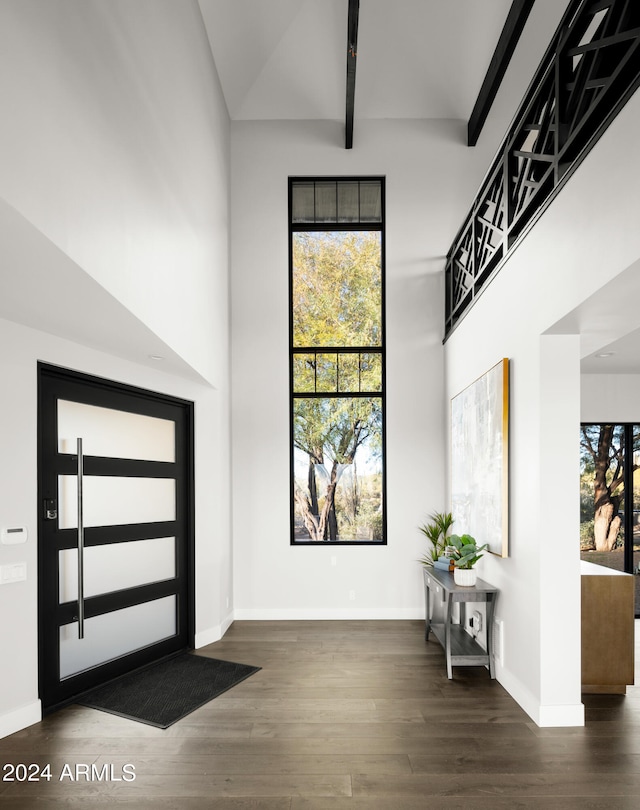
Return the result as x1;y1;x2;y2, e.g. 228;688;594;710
349;590;356;601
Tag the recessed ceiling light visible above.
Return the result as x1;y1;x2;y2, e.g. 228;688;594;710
595;352;615;358
149;354;164;361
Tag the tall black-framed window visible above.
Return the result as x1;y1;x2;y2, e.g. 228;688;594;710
289;177;386;544
580;423;640;616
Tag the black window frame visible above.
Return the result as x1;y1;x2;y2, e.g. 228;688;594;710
580;421;640;618
288;176;387;545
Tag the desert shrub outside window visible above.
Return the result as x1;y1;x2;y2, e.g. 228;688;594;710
289;177;386;544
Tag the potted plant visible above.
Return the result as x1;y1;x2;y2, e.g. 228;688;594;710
418;511;454;567
448;533;488;586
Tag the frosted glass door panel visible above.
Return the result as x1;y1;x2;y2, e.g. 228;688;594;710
58;400;175;462
59;596;176;679
59;537;176;602
58;476;176;529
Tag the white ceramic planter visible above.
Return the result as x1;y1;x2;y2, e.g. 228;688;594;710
453;567;477;587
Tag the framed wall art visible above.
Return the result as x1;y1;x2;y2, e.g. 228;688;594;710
451;358;509;557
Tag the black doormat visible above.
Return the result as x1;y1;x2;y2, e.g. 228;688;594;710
76;654;261;729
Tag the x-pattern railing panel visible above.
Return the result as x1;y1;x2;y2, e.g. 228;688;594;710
451;225;475;314
444;0;640;337
560;0;640;153
474;167;506;282
508;71;557;228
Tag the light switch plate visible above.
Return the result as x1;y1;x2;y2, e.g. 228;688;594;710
0;563;27;584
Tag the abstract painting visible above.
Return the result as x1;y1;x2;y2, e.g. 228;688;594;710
451;358;509;557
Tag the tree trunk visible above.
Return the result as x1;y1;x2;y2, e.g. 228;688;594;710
594;501;622;552
351;457;359;522
328;504;338;541
308;458;319;517
322;463;339;542
294;487;322;540
591;424;623;552
295;459;349;542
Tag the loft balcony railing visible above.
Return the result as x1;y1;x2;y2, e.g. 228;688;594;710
444;0;640;339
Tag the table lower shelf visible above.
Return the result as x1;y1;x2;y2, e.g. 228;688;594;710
429;622;491;668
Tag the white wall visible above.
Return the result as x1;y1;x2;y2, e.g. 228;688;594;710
582;375;640;422
0;318;233;738
444;89;640;725
0;1;233;737
1;0;626;737
0;0;230;385
230;118;495;618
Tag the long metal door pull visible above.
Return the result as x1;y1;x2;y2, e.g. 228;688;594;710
77;438;85;640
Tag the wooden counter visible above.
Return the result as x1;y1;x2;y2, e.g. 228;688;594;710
581;560;634;694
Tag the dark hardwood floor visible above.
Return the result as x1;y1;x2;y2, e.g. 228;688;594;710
2;619;640;808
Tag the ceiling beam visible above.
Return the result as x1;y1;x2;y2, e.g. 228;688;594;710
345;0;360;149
467;0;536;146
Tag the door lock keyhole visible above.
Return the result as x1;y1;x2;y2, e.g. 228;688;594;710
44;499;57;521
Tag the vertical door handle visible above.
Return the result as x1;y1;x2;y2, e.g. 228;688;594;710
77;438;85;640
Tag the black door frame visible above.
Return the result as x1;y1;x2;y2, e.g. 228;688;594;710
37;362;195;712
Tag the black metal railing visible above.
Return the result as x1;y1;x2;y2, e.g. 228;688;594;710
444;0;640;338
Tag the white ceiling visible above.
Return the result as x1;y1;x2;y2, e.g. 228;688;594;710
3;0;637;377
582;327;640;375
0;197;200;382
550;259;640;375
198;0;514;122
198;0;640;374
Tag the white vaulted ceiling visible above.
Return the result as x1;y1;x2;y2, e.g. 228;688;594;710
6;0;635;376
198;0;515;122
197;0;640;374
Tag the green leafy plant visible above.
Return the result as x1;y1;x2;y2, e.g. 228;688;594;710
448;534;488;569
418;511;454;567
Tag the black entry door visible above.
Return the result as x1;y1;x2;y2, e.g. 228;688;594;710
38;363;194;711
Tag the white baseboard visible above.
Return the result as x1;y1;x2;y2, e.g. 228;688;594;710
194;611;234;648
0;700;41;739
536;702;585;727
194;609;422;646
496;667;585;728
233;608;423;621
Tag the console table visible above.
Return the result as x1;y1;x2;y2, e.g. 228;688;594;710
423;567;498;679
